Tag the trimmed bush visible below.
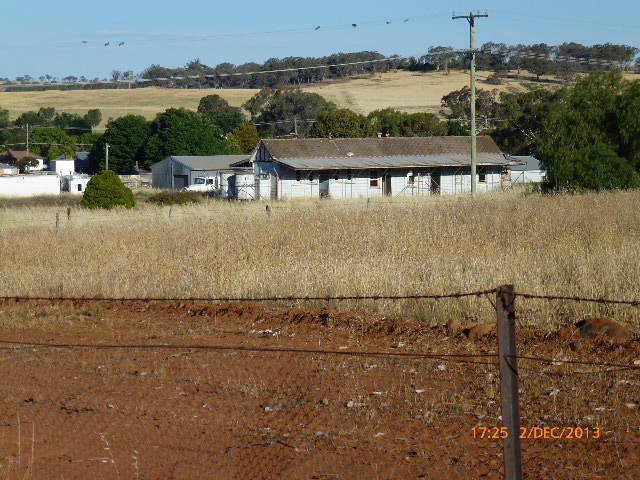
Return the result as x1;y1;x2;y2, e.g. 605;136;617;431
81;170;136;209
147;191;203;206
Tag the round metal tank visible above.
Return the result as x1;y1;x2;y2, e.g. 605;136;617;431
219;173;232;198
234;174;255;200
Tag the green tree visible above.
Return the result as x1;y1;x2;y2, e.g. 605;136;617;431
224;134;243;154
440;86;499;124
81;170;136;209
254;89;334;138
54;112;91;136
368;108;407;136
243;88;275;119
233;123;261;154
13;156;39;173
309;109;374;138
537;71;640;190
29;127;78;160
491;86;565;155
84;109;103;128
144;108;229;164
90;115;151;173
208;106;246;134
403;113;448;136
197;94;230;115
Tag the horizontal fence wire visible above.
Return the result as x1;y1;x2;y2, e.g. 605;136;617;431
0;290;498;303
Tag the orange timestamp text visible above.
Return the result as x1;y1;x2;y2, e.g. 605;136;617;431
471;426;601;439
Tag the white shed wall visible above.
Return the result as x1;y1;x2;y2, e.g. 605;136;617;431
0;174;61;197
50;159;75;176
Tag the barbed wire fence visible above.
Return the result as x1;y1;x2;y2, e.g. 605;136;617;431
0;287;638;479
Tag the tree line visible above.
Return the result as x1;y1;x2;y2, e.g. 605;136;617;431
6;42;637;91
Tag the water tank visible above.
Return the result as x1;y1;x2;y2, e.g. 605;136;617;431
234;174;255;200
219;173;232;198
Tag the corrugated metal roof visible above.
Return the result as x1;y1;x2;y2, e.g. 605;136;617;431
274;153;509;169
262;136;500;158
257;137;513;169
170;155;249;170
510;156;542;172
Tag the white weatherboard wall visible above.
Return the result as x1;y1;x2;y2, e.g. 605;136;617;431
0;174;61;197
253;163;503;199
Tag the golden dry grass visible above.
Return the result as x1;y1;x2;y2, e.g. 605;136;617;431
0;70;554;126
2;70;637;126
0;190;638;331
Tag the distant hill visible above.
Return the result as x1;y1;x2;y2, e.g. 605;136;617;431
0;69;636;127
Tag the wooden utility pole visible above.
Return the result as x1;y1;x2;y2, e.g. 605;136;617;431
453;10;488;195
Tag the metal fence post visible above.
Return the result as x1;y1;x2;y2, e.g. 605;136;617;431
496;284;523;480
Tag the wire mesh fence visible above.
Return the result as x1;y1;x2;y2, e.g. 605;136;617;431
0;290;638;479
0;344;501;480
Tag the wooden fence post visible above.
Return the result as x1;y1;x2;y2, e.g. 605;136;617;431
496;285;523;480
55;213;60;232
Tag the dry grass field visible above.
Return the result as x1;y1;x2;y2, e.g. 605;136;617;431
0;70;545;126
1;190;638;332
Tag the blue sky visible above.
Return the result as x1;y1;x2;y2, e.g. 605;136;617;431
2;0;638;80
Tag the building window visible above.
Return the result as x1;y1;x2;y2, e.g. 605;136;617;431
346;169;353;181
370;170;379;187
77;184;82;192
296;170;301;182
408;172;415;185
478;166;487;184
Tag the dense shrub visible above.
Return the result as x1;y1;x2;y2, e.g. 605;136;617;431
147;191;203;206
81;170;136;209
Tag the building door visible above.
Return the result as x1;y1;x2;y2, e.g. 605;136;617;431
173;175;188;190
319;174;330;197
430;168;441;194
383;174;392;196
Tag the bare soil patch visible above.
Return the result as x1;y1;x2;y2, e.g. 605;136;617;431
0;299;637;479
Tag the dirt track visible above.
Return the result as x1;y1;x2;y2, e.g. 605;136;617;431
0;299;638;479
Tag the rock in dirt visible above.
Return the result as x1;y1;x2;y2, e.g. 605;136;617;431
446;319;458;337
574;318;630;340
466;324;495;341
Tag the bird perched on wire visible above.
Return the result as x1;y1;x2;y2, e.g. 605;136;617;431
403;18;411;22
118;42;125;46
82;40;89;44
104;42;110;46
386;21;392;24
315;25;321;30
352;23;358;28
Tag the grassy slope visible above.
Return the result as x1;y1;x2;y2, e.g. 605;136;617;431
0;70;552;127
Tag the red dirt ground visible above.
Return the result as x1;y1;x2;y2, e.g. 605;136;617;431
0;299;638;479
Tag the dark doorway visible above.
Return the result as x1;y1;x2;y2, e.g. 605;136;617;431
383;174;392;196
173;175;188;189
319;174;330;197
430;168;441;194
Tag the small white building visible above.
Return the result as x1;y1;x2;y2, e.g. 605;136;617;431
506;156;544;185
236;136;515;200
50;158;75;176
61;174;91;194
0;172;61;197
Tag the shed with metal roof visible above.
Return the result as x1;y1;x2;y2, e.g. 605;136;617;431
151;155;250;190
243;137;516;199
